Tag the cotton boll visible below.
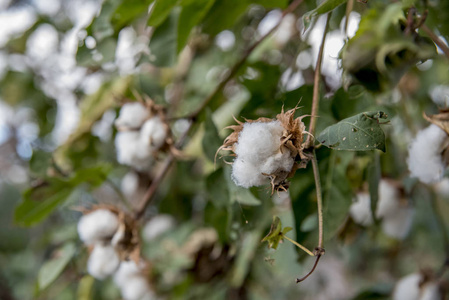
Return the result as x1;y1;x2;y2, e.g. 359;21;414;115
376;180;401;219
234;121;284;164
115;102;149;130
87;243;120;280
393;273;421;300
260;150;294;175
381;207;414;240
231;157;268;188
115;131;152;170
120;276;155;300
114;260;144;288
420;283;441;300
77;209;119;245
408;124;448;184
140;117;167;149
349;192;374;226
142;214;176;242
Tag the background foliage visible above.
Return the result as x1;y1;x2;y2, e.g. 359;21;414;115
0;0;449;299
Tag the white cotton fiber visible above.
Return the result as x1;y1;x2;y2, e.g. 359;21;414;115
114;260;144;288
231;121;295;188
408;124;448;184
120;276;155;300
393;273;421;300
381;207;414;240
142;214;176;242
376;180;401;219
115;102;149;130
140;117;167;149
349;193;374;226
87;243;120;280
115;131;152;170
77;209;119;245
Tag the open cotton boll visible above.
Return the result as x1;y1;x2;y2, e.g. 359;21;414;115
393;273;421;300
115;102;149;130
87;243;120;280
420;283;441;300
349;192;374;226
142;214;176;242
140;117;167;149
408;124;448;184
115;131;152;170
231;157;268;188
120;276;155;300
234;121;284;163
77;209;119;245
114;260;144;288
381;207;414;240
376;180;401;219
260;150;294;175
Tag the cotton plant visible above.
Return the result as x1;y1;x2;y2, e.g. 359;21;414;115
393;272;443;300
114;100;171;171
349;179;414;240
218;106;311;193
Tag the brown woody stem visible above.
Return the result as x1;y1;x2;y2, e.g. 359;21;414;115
421;24;449;59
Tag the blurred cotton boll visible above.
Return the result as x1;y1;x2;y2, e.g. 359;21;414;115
142;214;176;242
140;117;167;149
393;273;421;300
429;84;449;108
215;30;235;52
408;124;448;184
87;243;120;280
115;131;152;170
114;260;155;300
381;207;414;240
349;192;373;226
115;102;150;130
77;209;119;245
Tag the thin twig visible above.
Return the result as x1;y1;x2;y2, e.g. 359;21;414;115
312;152;324;249
306;13;332;148
421;24;449;59
134;0;305;219
296;248;325;283
283;235;315;256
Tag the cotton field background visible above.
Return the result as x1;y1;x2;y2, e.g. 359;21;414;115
1;0;449;299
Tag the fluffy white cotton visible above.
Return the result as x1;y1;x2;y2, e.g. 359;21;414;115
114;260;144;288
142;214;176;242
393;273;421;300
381;207;414;240
429;84;449;108
420;283;441;300
349;193;374;226
232;121;294;188
115;131;152;170
376;180;401;219
87;243;120;280
120;276;155;300
115;102;149;130
408;124;448;184
77;209;119;245
140;117;167;149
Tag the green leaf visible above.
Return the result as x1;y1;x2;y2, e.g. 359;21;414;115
111;0;154;31
202;109;223;163
77;275;95;300
261;216;291;249
303;0;347;30
147;0;179;27
201;0;250;36
205;168;230;208
177;0;215;53
317;111;389;152
149;10;179;67
37;242;76;290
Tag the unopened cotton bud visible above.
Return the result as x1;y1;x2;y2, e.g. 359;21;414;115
349;193;374;226
407;124;448;184
77;209;119;245
87;243;120;279
393;273;421;300
140;116;167;149
115;102;149;130
142;215;176;242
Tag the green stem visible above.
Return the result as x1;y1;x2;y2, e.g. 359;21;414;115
283;235;315;256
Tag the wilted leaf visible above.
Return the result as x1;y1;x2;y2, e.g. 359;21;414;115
317;111;388;152
38;242;76;290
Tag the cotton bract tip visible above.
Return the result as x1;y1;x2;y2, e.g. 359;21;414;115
407;124;448;184
140;117;167;149
115;102;150;130
349;192;374;226
87;243;120;280
142;214;176;242
77;209;119;245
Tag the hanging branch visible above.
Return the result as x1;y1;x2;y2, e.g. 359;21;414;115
134;0;305;219
297;12;331;283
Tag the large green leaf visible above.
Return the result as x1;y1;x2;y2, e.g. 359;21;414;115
177;0;215;53
149;10;179;67
317;111;388;152
38;242;76;290
147;0;179;27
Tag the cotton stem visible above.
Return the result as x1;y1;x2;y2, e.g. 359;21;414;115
283;235;315;256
